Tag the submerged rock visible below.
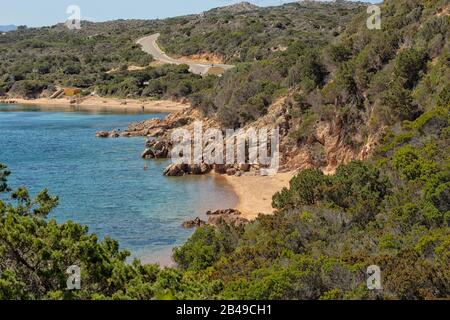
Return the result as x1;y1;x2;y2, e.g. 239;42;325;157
182;217;206;229
142;139;171;159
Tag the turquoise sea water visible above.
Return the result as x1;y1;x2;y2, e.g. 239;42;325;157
0;105;236;264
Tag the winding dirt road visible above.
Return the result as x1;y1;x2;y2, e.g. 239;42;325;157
137;33;234;75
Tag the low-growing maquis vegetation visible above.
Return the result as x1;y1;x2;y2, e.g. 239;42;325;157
167;0;449;133
0;0;449;300
95;64;217;100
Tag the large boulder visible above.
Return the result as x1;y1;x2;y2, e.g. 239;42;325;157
213;164;227;174
163;163;189;176
226;168;236;176
141;148;155;159
200;163;212;174
188;164;212;175
239;163;251;172
142;139;170;159
206;209;248;226
96;130;119;138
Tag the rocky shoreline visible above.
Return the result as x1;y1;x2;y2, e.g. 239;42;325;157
182;209;248;229
96;103;286;177
95;96;381;222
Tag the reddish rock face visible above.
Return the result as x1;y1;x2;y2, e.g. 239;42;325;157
206;209;248;226
96;131;119;138
163;163;212;176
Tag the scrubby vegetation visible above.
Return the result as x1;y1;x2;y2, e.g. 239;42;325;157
159;1;365;127
0;1;363;128
0;20;153;96
284;0;449;150
1;106;448;299
0;1;447;133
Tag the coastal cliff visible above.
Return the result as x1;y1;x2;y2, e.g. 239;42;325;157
97;96;382;177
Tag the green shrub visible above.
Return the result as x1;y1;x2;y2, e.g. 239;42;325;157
393;145;439;181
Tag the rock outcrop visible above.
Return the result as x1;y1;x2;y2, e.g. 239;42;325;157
95;107;201;139
141;140;171;159
96;130;120;138
206;209;248;226
162;162;259;177
181;209;248;228
282;116;386;174
182;217;206;229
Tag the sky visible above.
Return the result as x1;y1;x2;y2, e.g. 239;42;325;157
0;0;380;27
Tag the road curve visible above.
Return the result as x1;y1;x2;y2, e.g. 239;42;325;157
136;33;234;76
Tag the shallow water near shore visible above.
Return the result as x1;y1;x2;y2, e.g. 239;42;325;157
0;104;237;265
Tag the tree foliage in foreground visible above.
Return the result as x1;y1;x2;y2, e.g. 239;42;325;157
0;166;162;300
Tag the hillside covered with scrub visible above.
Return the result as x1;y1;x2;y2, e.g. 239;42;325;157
0;0;449;300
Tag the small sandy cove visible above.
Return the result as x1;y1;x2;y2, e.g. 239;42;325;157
2;96;189;113
224;172;295;220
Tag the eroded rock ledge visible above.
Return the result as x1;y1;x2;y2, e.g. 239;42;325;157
97;97;382;176
96;107;203;139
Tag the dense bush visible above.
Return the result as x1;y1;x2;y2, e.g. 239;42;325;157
0;164;163;300
8;80;48;98
272;169;325;210
273;162;391;224
0;0;449;300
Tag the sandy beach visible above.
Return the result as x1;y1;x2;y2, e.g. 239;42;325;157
224;172;295;220
1;96;190;113
2;94;294;222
